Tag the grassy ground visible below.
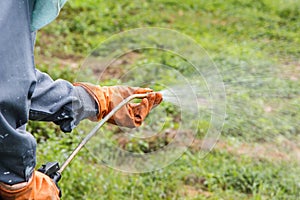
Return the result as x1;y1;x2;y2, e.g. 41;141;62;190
31;0;300;199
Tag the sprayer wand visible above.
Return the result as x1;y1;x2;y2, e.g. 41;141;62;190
59;93;149;173
38;93;150;183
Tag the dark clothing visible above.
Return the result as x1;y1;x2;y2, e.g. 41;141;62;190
0;0;96;185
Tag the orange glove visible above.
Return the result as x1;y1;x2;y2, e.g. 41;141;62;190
74;82;163;128
0;171;60;200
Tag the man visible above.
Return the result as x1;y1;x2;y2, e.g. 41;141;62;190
0;1;162;199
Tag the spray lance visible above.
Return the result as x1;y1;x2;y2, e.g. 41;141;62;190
38;93;152;195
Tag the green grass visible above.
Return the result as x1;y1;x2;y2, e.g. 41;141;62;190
34;129;300;199
32;0;300;199
37;0;300;59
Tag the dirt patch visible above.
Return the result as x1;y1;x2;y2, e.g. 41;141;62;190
113;125;300;163
180;185;212;199
180;174;212;199
113;128;192;153
83;52;141;80
35;54;82;69
278;60;300;81
213;137;300;163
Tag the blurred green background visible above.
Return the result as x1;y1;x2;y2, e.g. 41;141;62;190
30;0;300;199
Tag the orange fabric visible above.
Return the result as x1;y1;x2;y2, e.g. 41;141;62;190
73;82;163;128
0;171;60;200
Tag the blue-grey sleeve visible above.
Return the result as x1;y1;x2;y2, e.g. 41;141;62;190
29;70;98;132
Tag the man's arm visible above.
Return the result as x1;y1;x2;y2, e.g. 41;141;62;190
29;70;98;132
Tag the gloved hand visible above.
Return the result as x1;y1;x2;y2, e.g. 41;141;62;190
74;82;163;128
0;171;60;200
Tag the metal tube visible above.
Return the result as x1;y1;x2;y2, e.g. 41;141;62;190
58;93;149;173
